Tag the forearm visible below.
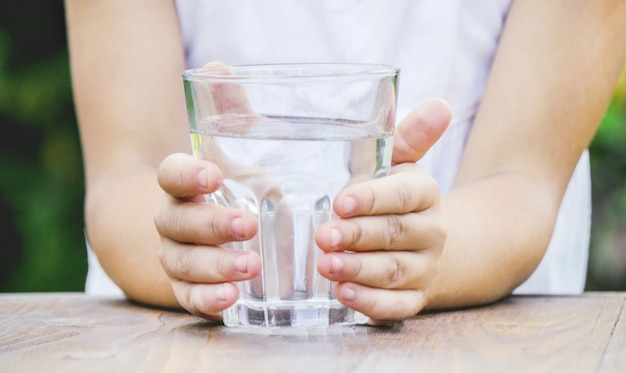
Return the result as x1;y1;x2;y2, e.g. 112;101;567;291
66;0;189;308
426;173;558;309
85;166;180;309
423;0;626;310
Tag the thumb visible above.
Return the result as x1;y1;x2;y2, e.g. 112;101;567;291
392;98;452;164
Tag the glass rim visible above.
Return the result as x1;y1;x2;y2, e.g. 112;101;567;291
182;62;400;81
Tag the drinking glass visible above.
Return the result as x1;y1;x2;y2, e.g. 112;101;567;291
183;63;399;329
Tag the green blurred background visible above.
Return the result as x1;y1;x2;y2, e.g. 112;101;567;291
0;1;625;293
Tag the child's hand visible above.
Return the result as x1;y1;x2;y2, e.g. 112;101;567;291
315;98;452;324
154;61;264;319
154;153;261;320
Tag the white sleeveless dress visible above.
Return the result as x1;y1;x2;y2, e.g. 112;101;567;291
85;0;590;296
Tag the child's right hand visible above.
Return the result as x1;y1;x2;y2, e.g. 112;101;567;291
154;153;261;320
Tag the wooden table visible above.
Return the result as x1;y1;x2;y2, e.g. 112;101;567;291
1;292;624;372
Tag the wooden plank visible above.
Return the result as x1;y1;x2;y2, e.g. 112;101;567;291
597;294;626;372
0;293;624;372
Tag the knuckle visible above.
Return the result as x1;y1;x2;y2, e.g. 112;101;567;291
350;221;364;248
351;256;364;279
214;251;230;278
187;286;207;315
153;198;175;234
174;248;192;278
168;204;188;239
185;285;223;320
362;290;426;322
207;209;227;239
385;215;407;249
365;186;379;213
395;180;415;209
386;254;406;287
158;245;174;278
171;280;197;315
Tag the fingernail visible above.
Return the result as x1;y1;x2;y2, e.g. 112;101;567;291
231;216;244;238
197;168;209;190
234;254;248;273
330;255;343;274
343;196;357;215
342;286;357;301
330;228;343;248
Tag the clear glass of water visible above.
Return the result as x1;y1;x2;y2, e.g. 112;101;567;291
182;63;399;329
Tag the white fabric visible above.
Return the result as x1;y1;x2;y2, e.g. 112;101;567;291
85;0;590;295
85;239;124;296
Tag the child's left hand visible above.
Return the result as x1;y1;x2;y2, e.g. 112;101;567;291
315;98;452;324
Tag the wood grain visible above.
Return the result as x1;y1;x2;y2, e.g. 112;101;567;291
0;293;624;372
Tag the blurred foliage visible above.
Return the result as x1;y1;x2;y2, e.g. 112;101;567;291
586;68;626;291
0;1;624;293
0;0;87;292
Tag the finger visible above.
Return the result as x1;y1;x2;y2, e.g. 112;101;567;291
332;163;440;218
194;61;261;136
155;198;258;245
160;241;262;283
317;250;437;289
315;206;446;252
170;280;239;320
201;61;256;117
334;282;426;322
392;98;452;164
158;153;223;199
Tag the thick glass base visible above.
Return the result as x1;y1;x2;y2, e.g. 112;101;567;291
222;298;367;329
